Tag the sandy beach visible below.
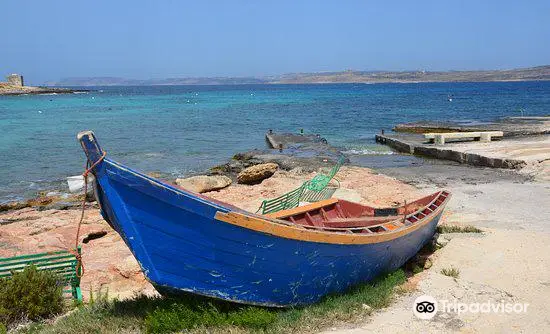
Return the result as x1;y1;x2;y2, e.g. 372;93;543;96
325;161;550;333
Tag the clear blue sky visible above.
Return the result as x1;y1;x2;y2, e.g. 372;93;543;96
2;0;549;84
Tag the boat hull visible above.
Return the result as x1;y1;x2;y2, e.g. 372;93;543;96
79;131;447;307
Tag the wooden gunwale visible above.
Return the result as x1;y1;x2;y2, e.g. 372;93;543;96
215;191;450;244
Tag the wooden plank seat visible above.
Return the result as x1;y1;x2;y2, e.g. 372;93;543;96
0;248;82;301
322;215;403;228
424;131;504;145
267;191;450;234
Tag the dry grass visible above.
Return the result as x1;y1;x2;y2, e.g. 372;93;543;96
437;225;482;234
441;267;460;278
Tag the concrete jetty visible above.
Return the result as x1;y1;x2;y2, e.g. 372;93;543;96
375;133;526;168
376;117;550;169
265;130;328;149
394;116;550;137
208;131;346;181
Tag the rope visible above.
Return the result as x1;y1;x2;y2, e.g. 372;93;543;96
402;200;408;225
69;151;106;278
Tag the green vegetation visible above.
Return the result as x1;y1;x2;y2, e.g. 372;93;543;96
441;267;460;278
88;287;109;307
17;270;406;334
437;225;483;234
0;265;64;327
144;302;277;333
411;264;424;275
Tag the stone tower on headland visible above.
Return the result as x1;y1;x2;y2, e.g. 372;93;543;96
6;74;24;87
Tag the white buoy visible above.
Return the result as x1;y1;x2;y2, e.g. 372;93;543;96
67;175;95;193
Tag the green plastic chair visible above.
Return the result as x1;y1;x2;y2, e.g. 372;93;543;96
256;183;307;215
304;156;345;192
256;156;346;215
300;183;338;203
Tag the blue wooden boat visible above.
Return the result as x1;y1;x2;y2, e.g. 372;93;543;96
78;131;451;307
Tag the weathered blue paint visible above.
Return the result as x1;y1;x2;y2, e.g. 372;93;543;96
78;131;445;307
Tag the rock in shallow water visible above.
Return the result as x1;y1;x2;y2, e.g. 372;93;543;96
237;163;279;184
175;175;232;193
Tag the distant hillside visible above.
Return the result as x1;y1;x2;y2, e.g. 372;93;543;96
48;65;550;86
49;76;267;86
274;66;550;84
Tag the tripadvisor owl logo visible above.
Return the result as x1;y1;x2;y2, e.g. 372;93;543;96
412;294;529;319
413;295;438;319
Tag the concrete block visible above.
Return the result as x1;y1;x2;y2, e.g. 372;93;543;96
434;134;445;145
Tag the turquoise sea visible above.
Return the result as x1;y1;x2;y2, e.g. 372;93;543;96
1;81;549;203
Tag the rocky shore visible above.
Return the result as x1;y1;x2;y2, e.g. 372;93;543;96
2;131;550;332
0;84;88;96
